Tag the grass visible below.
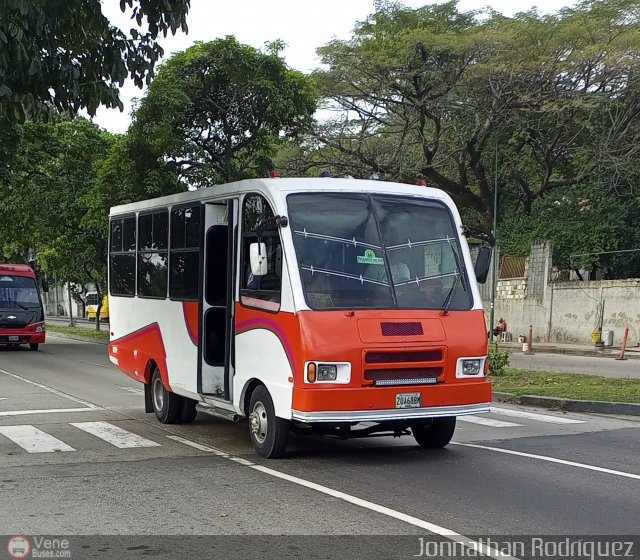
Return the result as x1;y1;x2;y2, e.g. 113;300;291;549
47;324;110;342
491;368;640;404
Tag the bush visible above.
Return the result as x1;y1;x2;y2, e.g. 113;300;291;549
488;343;510;377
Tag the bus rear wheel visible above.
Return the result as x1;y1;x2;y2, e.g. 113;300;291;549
248;385;289;459
179;398;198;424
412;417;456;448
151;369;183;424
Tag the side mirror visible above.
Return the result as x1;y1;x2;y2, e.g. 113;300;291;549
249;242;268;276
474;246;492;284
41;279;49;293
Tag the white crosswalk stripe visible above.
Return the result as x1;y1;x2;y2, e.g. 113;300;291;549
0;425;75;453
70;421;161;448
458;416;523;428
490;406;585;424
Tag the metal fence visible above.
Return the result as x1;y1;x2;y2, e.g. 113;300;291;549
498;255;527;279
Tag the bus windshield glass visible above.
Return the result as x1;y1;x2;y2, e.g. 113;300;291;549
0;275;40;309
287;193;472;311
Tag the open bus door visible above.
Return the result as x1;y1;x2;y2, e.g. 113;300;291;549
198;200;237;401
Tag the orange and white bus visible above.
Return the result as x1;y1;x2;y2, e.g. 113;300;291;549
108;178;494;457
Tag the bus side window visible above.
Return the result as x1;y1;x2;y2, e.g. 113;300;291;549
240;194;282;310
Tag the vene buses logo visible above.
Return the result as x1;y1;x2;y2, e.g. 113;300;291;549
7;535;31;559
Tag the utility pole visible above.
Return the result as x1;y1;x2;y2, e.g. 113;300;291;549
67;281;75;328
489;140;499;342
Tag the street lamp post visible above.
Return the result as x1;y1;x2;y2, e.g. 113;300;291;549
489;141;498;342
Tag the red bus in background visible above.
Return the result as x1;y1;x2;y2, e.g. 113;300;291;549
0;263;46;351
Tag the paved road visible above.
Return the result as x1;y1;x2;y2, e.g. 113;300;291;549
1;336;639;558
509;350;640;378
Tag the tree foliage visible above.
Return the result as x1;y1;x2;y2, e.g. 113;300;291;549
130;36;318;185
0;0;190;121
0;119;112;291
307;0;640;224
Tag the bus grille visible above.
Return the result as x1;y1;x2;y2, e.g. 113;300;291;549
364;368;443;386
380;322;423;336
365;350;442;364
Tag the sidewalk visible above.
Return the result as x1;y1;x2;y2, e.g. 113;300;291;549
497;340;640;360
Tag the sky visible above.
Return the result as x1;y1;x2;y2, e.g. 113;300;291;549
93;0;576;134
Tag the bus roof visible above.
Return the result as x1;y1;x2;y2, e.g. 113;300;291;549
0;264;36;278
109;178;455;216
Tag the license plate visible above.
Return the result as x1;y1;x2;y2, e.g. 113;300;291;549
8;336;19;341
396;392;421;409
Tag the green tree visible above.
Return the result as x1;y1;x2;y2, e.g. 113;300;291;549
0;118;113;326
0;0;190;121
310;0;640;224
499;182;640;278
130;36;318;186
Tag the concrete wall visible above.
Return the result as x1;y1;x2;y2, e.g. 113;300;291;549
480;241;640;346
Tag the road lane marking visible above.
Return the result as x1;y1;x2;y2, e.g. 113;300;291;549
452;442;640;481
0;367;98;409
0;398;7;401
458;416;523;428
0;408;96;417
490;406;585;424
0;425;75;453
118;386;144;396
169;435;520;560
167;435;230;457
71;422;161;449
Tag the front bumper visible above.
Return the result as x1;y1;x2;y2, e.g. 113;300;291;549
292;402;491;423
0;331;46;345
291;380;491;423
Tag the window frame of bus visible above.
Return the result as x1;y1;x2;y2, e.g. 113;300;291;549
168;203;202;302
137;208;169;300
109;214;137;298
239;193;283;314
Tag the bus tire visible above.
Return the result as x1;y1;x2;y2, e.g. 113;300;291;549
412;417;456;449
248;385;289;459
179;398;198;424
151;369;181;424
29;343;39;351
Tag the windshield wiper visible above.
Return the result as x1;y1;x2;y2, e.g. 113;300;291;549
441;273;460;315
441;246;465;315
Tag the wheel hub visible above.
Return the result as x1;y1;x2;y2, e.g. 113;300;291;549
249;401;268;444
152;377;165;412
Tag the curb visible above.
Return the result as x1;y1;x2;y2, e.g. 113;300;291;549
499;344;640;360
493;391;640;416
47;332;109;346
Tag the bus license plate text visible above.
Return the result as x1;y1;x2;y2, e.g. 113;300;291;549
396;393;421;409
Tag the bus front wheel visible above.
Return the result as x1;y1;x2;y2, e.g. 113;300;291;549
151;369;182;424
29;343;39;351
248;385;289;459
412;417;456;448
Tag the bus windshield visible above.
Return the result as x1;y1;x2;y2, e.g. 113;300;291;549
0;275;40;309
287;193;472;311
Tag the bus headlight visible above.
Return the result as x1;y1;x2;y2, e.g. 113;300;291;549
35;325;45;333
317;364;337;381
305;362;351;384
462;360;481;375
456;357;485;378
